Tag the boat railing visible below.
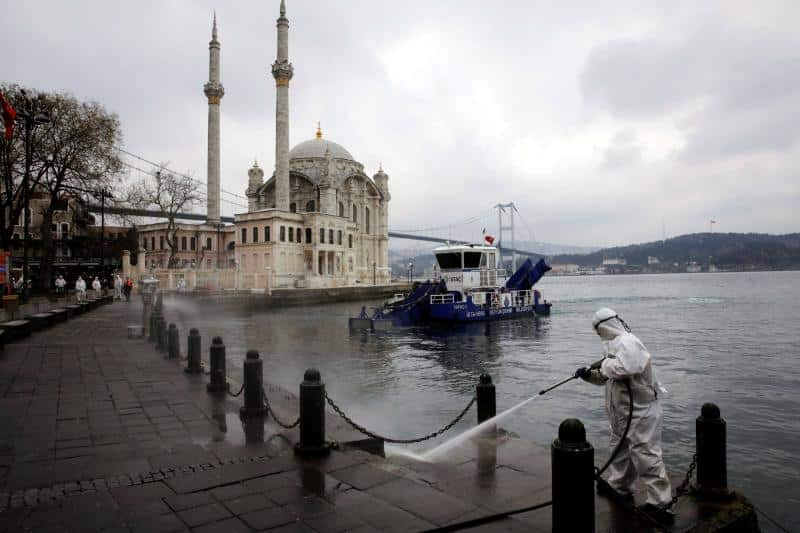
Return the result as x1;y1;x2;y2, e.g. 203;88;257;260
430;293;455;305
479;268;506;286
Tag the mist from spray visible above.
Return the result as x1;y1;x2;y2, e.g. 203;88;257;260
421;395;541;461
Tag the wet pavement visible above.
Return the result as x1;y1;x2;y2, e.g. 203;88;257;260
0;297;758;531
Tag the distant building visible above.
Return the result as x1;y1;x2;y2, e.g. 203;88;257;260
686;262;702;273
551;263;579;274
647;256;660;265
602;257;627;266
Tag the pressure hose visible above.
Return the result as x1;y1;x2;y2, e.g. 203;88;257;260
428;365;636;532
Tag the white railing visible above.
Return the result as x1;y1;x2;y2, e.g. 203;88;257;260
478;268;506;287
430;293;455;304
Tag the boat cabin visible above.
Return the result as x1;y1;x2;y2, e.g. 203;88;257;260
433;244;508;290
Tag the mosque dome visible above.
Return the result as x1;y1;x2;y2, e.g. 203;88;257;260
289;124;355;161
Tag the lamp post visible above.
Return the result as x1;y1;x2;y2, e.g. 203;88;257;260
17;91;51;299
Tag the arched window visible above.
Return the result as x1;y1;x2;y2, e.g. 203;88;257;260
365;207;370;234
339;202;344;217
352;204;357;222
290;202;297;213
306;200;315;212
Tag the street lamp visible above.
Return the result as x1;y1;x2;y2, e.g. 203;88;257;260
16;90;51;299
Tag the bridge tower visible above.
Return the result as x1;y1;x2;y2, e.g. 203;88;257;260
495;203;517;272
203;12;224;225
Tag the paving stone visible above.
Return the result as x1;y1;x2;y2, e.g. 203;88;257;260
222;492;274;515
164;490;214;511
240;506;299;530
166;456;298;494
209;482;251;502
367;477;478;525
192;516;252;533
130;512;188;533
304;511;370;533
177;502;232;527
111;481;174;506
328;462;399;490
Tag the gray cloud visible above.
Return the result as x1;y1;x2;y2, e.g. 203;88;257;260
2;0;798;247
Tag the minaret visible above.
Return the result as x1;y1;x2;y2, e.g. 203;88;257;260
272;0;293;211
204;12;224;224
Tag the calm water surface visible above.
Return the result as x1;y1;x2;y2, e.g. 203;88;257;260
177;271;799;531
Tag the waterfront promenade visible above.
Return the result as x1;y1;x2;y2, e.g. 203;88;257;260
0;298;757;532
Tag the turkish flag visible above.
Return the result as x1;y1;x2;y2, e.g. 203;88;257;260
0;91;17;140
484;235;495;245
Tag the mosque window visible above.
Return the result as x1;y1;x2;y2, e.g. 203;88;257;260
352;204;357;222
348;234;353;248
305;228;312;243
142;239;147;250
151;237;155;250
365;208;371;234
61;223;69;237
289;227;294;242
328;229;334;244
290;202;297;213
241;228;247;244
181;236;187;250
160;236;164;249
338;230;342;245
206;237;212;250
253;227;259;243
339;202;344;217
190;237;196;251
306;200;315;212
280;226;286;242
296;227;302;243
265;226;271;242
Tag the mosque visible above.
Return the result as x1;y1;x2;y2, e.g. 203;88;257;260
136;0;391;289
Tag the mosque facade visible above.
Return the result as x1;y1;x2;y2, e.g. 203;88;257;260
236;0;390;289
136;0;390;289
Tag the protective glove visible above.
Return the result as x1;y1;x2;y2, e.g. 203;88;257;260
574;367;592;380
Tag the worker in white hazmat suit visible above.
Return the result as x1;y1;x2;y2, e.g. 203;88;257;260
574;308;672;521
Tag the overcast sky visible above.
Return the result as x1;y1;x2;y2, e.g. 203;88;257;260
4;0;799;247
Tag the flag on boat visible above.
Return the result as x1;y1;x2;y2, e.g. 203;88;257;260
484;234;495;245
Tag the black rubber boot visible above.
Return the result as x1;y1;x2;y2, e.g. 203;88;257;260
596;477;634;506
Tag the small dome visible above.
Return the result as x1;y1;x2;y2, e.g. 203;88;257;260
289;138;355;161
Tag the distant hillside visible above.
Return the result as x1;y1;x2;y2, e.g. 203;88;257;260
551;233;800;269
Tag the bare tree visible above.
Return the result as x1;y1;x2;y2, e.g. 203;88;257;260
127;168;201;268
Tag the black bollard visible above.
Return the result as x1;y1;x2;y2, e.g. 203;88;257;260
156;317;167;351
696;402;729;497
476;374;496;425
552;419;595;533
148;309;160;342
239;350;267;418
167;323;180;359
206;337;229;393
294;368;331;457
185;328;202;374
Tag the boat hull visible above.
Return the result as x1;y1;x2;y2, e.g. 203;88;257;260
429;301;539;322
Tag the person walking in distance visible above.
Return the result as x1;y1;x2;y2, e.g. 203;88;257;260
75;276;87;302
123;277;133;302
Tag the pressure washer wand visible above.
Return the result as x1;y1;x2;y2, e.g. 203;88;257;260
537;358;605;396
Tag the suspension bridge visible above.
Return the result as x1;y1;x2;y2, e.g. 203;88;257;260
92;147;544;261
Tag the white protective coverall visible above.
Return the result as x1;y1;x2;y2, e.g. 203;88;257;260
583;307;671;506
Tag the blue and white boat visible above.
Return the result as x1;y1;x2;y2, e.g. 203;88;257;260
356;242;551;328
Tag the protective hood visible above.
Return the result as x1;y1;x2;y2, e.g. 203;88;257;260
592;307;629;340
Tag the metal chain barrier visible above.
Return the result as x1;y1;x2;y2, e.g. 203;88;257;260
227;383;244;397
262;385;300;429
663;453;697;512
325;392;476;444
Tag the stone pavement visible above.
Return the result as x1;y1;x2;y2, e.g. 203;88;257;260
0;298;758;532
